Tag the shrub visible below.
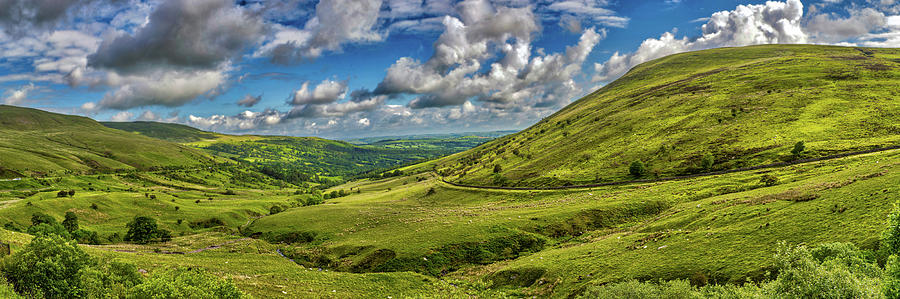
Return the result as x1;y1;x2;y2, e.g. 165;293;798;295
31;212;56;226
57;190;68;197
426;187;436;196
759;174;778;186
792;141;805;157
128;268;248;299
629;160;647;178
701;154;714;170
62;212;79;233
68;190;75;197
493;164;502;173
2;235;94;298
124;216;170;244
90;203;99;210
269;205;284;215
189;218;226;229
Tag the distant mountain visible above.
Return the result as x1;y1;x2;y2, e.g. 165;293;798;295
0;105;213;178
432;45;900;187
100;121;501;185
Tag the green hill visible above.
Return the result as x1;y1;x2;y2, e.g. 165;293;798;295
101;121;221;143
0;105;214;178
433;45;900;187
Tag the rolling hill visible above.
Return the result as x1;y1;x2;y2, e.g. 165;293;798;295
431;45;900;187
0;105;214;178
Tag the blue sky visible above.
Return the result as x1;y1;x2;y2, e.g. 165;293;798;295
1;0;898;139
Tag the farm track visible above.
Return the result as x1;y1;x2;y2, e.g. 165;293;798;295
442;145;900;191
85;237;252;255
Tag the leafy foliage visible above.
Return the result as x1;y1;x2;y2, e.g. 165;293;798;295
124;216;171;244
127;268;249;299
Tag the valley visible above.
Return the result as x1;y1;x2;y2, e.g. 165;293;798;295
0;45;898;298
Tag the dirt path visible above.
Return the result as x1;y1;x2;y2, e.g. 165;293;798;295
442;145;900;191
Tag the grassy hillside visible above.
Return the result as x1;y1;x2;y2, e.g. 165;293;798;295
102;121;221;143
0;106;214;178
431;45;900;187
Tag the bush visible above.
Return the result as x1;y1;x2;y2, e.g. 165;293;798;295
792;141;805;157
629;160;647;178
269;205;284;215
62;211;79;233
493;164;502;173
57;190;68;197
767;242;882;298
128;268;248;299
759;174;778;186
2;235;94;298
124;216;170;244
31;212;56;226
701;154;714;170
189;218;226;229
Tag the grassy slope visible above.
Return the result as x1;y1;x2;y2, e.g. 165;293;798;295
0;106;214;177
247;147;898;297
430;45;900;187
101;121;221;143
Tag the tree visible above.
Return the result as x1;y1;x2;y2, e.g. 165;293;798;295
124;216;167;244
67;190;75;197
62;212;79;233
629;160;647;178
57;190;68;197
31;212;56;226
701;154;715;170
2;235;93;298
269;205;284;215
792;141;805;158
883;201;900;257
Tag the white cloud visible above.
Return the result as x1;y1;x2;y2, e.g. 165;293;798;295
357;118;370;126
376;0;604;110
2;83;35;105
257;0;384;63
87;69;227;110
110;111;133;121
594;0;806;82
290;79;348;105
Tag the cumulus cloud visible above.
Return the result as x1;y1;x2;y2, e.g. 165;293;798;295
593;0;806;82
237;94;262;107
188;109;286;131
290;79;348;105
807;8;887;43
376;0;603;109
0;0;83;35
88;0;264;73
2;83;35;105
110;111;133;121
86;69;227;110
256;0;383;63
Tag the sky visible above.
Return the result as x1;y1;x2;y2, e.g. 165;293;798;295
0;0;898;139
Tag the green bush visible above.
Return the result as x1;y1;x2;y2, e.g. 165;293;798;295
269;205;284;215
128;268;249;299
759;174;778;186
792;141;806;157
124;216;171;244
701;154;714;170
629;160;647;178
2;235;93;298
63;211;79;233
190;218;226;229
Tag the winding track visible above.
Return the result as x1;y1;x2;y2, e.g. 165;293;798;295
441;145;900;191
